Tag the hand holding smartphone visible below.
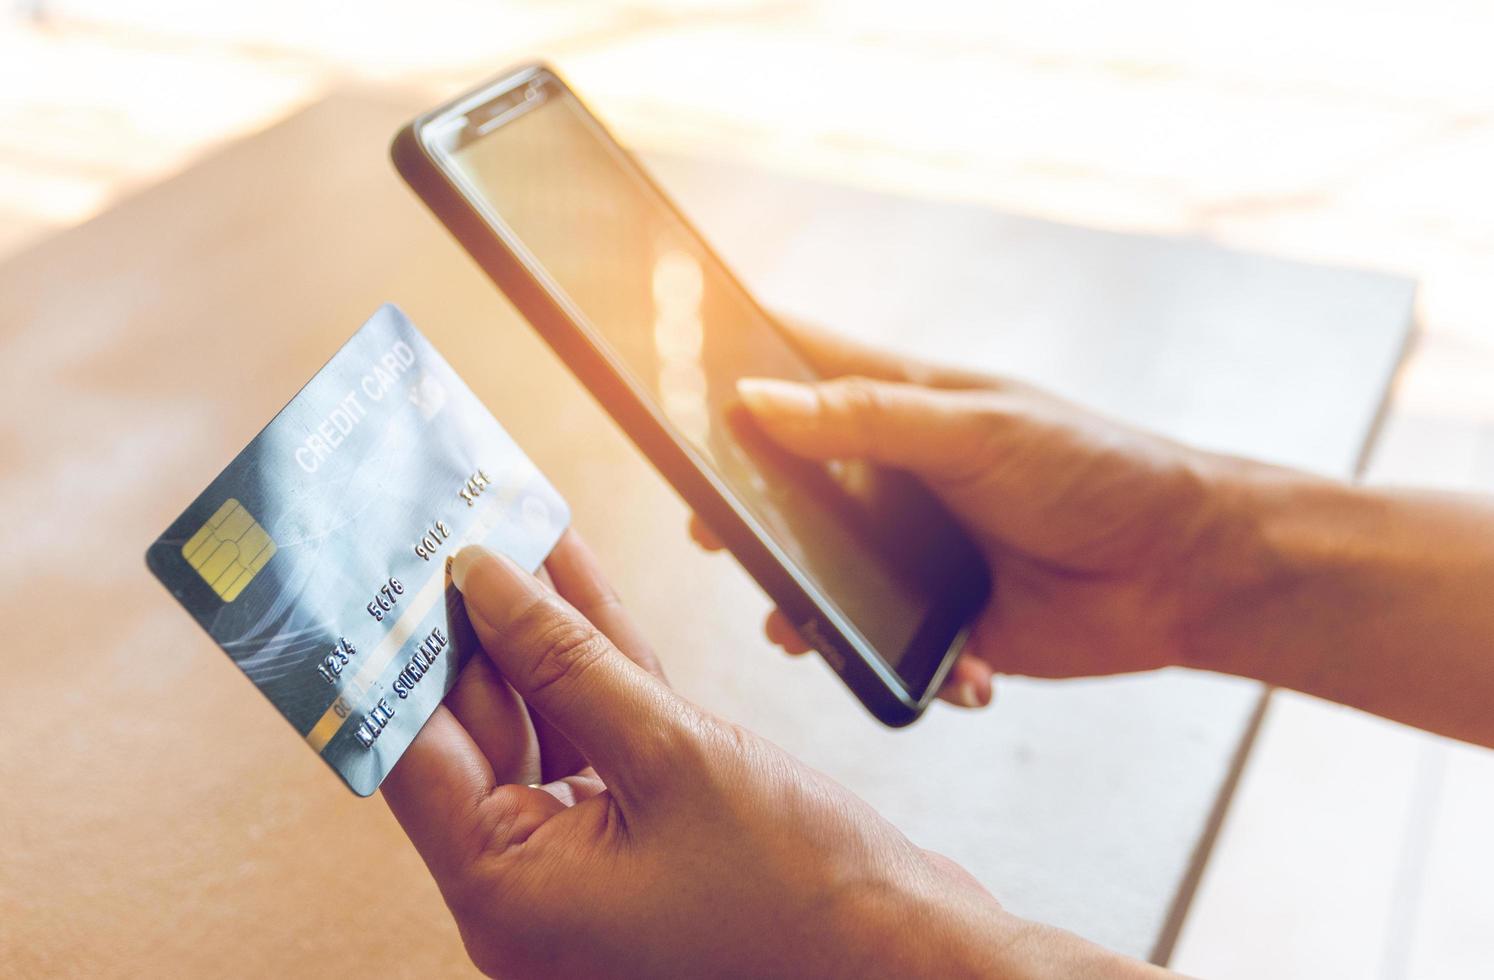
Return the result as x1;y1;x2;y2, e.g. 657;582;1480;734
393;64;989;724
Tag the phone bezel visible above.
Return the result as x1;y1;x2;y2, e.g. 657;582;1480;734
392;63;988;725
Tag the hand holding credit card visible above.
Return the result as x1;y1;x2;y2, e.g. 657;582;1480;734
146;304;569;795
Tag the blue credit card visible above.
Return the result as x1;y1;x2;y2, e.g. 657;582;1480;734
146;304;569;796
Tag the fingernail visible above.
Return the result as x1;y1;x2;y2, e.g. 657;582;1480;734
449;544;488;593
450;545;543;629
736;378;818;418
955;682;982;709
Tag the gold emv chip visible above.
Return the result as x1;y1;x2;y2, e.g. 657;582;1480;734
182;499;276;602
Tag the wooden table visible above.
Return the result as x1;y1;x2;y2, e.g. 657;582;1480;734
0;91;1412;975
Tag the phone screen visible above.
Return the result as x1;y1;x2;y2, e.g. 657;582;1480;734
434;71;978;687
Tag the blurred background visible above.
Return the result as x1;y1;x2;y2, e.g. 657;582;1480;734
4;2;1491;976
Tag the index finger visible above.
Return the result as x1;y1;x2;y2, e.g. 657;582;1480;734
451;544;687;802
384;705;567;882
381;705;494;876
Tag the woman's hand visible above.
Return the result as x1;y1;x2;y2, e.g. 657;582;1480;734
382;531;1159;978
692;320;1250;707
697;320;1494;749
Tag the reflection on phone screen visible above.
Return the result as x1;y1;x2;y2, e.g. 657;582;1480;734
441;73;978;677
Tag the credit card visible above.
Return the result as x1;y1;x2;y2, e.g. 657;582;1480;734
146;304;569;796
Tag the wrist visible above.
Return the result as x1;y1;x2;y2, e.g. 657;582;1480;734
1184;471;1494;744
979;916;1172;978
1179;456;1355;682
841;877;1164;979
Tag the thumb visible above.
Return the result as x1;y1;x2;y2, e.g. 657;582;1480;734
450;545;685;796
736;376;989;478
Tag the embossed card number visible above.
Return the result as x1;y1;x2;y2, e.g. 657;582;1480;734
366;577;405;622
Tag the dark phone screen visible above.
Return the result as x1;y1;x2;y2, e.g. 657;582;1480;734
441;72;976;681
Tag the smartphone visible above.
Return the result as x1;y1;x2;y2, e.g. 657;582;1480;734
393;63;989;725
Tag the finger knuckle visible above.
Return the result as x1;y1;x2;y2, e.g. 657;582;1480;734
833;375;883;415
520;611;611;700
672;715;756;788
466;784;528;858
829;375;885;450
937;392;1024;483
